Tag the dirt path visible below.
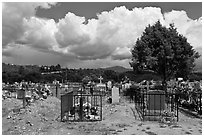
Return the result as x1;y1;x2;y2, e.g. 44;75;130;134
2;96;202;135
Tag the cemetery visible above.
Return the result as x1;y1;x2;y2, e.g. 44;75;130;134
2;76;202;135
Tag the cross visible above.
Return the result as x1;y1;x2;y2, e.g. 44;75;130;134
98;76;103;84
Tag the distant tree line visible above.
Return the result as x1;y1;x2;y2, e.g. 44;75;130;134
2;63;123;84
2;63;201;84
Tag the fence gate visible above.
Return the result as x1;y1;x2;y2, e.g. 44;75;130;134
61;93;102;122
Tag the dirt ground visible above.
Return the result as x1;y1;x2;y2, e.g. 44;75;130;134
2;96;202;135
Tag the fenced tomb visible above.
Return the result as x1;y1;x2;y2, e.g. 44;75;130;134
61;91;103;122
134;90;179;121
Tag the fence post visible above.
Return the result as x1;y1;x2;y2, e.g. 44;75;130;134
23;89;26;108
79;97;83;121
176;94;179;121
56;84;58;98
100;95;102;120
142;93;145;121
199;93;202;115
61;94;62;121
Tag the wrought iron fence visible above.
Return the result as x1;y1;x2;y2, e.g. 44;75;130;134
61;93;103;122
134;90;179;121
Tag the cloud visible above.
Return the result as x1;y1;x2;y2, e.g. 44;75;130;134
111;47;131;60
55;13;90;47
2;2;57;48
20;17;58;52
54;6;164;60
2;3;202;68
163;10;202;50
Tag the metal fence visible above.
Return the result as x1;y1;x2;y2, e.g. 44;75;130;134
133;90;179;121
61;92;103;122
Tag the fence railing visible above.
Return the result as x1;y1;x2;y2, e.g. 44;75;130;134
133;91;179;121
61;93;103;122
124;88;202;121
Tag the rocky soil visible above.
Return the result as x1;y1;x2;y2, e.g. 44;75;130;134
2;96;202;135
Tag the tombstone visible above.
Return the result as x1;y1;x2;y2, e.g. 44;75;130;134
147;90;165;110
11;92;17;98
98;76;103;84
25;90;32;98
17;89;25;99
121;84;125;91
112;86;119;103
96;77;106;95
107;81;112;90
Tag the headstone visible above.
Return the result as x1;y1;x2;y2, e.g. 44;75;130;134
98;76;103;84
112;86;119;103
17;89;25;99
124;83;131;89
25;90;32;98
107;81;112;90
147;90;165;110
11;92;17;98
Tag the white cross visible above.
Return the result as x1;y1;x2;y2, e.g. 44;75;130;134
98;76;103;84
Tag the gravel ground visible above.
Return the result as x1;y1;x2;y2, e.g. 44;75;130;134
2;96;202;135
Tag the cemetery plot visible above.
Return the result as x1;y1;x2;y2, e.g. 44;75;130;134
61;93;102;122
134;90;179;121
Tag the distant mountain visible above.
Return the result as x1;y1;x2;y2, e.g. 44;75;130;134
103;66;133;73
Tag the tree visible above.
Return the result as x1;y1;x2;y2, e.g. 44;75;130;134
130;21;200;91
103;70;118;82
82;76;92;84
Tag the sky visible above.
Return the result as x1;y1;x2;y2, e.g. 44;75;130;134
2;2;202;69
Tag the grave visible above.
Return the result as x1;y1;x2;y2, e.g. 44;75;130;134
107;81;112;90
17;89;25;99
124;82;131;89
147;90;165;110
61;93;102;122
112;86;119;103
96;76;106;94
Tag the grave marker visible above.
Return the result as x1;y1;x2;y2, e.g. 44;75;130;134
17;89;25;99
107;81;112;90
112;86;119;103
98;76;103;84
147;90;165;110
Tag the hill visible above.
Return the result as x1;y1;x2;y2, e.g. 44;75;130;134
103;66;132;73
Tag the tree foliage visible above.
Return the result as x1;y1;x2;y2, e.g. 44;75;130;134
130;21;200;83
